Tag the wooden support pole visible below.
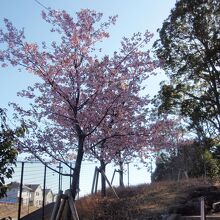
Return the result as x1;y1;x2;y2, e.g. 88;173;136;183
51;190;79;220
100;169;119;199
91;167;98;194
67;190;79;220
55;195;67;220
91;169;95;194
111;169;116;185
177;169;181;181
184;170;189;180
50;190;63;220
95;168;99;194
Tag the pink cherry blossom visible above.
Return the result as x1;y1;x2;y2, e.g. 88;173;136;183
0;9;158;199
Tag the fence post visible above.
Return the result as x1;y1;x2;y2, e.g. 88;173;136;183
42;163;47;220
200;196;206;220
69;162;72;189
57;162;62;191
61;168;63;191
127;163;130;186
18;161;24;220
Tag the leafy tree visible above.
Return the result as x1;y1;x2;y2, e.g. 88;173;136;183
0;9;156;199
153;0;220;139
203;149;219;178
152;140;220;181
0;108;21;198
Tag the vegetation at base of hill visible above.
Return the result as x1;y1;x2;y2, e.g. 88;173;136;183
75;178;220;219
152;139;220;182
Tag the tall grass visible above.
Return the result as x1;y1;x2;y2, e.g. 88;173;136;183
76;178;216;219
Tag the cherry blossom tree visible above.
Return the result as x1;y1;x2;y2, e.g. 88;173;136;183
85;98;149;195
140;116;192;179
0;9;157;199
148;117;187;152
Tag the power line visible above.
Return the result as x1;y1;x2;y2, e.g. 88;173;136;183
34;0;50;11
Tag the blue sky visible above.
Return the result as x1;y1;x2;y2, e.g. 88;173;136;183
0;0;176;110
0;0;177;187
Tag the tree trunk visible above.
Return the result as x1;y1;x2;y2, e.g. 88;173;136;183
71;134;85;199
119;161;124;187
63;134;85;219
100;160;106;197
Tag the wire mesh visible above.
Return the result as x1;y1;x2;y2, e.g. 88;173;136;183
0;160;151;219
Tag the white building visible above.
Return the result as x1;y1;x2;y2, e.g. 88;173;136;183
26;184;43;207
0;182;32;205
44;189;54;204
0;182;54;208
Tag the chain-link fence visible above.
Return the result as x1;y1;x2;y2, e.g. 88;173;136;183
0;161;71;220
0;160;150;220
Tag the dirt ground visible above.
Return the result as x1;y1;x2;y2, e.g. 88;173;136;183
0;203;39;219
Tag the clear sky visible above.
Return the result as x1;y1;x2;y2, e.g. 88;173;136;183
0;0;177;189
0;0;176;109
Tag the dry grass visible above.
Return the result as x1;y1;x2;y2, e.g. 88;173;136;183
1;178;219;219
76;178;217;219
0;203;39;219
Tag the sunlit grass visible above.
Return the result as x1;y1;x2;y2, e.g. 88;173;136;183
76;178;216;219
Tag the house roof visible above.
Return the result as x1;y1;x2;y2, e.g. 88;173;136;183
8;182;20;188
45;189;53;195
7;182;32;191
26;184;41;191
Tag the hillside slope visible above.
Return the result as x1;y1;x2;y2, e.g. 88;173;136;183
76;178;220;219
